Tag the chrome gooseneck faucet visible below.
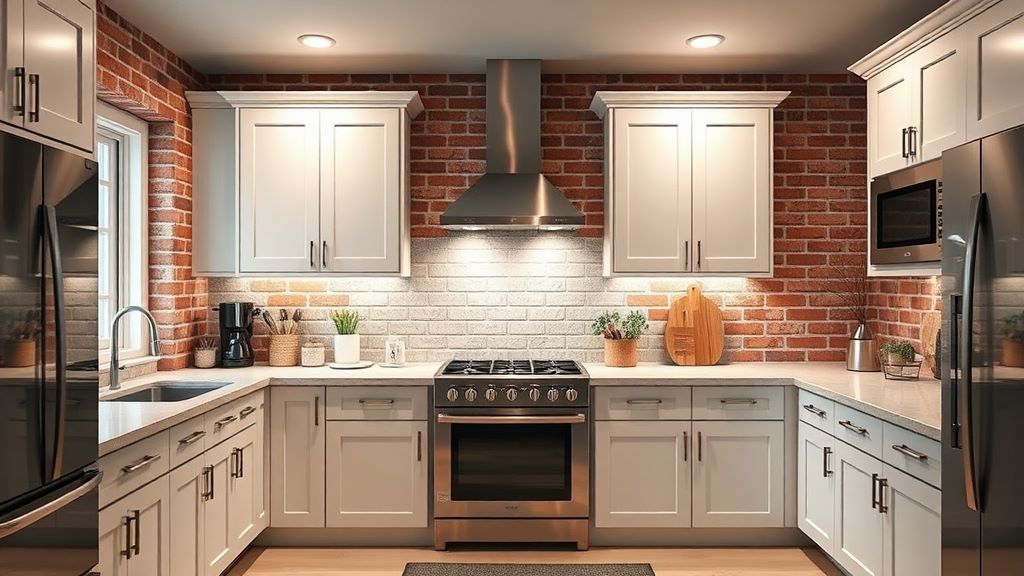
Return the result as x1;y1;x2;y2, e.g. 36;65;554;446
109;305;161;391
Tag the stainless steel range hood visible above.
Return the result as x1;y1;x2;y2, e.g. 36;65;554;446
440;60;585;230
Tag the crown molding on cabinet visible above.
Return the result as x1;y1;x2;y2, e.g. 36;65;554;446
185;90;425;118
848;0;999;79
589;91;791;119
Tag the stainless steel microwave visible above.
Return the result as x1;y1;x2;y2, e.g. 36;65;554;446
870;159;942;265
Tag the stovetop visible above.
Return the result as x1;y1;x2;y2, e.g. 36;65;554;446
434;359;589;408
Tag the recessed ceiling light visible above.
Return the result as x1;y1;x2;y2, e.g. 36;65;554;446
298;34;336;49
686;34;725;49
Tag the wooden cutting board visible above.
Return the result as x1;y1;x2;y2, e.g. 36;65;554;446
920;310;941;378
665;285;724;366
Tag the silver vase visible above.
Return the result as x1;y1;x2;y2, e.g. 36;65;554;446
847;323;881;372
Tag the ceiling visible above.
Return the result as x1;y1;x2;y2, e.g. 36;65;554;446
103;0;946;74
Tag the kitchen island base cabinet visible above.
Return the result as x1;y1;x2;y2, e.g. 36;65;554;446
99;475;171;576
593;421;692;528
270;387;326;528
797;422;836;556
691;420;784;528
325;421;428;528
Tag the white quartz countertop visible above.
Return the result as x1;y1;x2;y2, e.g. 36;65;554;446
585;362;941;440
98;360;941;457
98;362;441;455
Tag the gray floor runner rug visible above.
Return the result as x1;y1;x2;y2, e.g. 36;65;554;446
403;564;655;576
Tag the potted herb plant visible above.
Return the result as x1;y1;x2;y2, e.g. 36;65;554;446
331;309;361;364
591;310;649;367
880;339;916;365
1001;312;1024;367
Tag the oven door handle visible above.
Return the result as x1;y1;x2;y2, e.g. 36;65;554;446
436;414;586;425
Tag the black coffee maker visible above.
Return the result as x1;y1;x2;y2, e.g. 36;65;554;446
217;302;256;368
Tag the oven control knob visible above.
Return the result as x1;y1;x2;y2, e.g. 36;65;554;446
485;388;497;402
446;387;459;402
528;387;541;402
506;388;519;402
565;388;579;402
547;388;560;402
464;388;478;402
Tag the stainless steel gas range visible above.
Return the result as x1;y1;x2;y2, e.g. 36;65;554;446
433;359;590;550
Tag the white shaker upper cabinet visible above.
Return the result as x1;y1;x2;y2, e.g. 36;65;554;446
692;108;772;274
867;64;915;178
320;108;404;274
238;108;321;274
1;0;25;128
591;91;787;277
965;0;1024;140
610;108;692;274
909;28;966;163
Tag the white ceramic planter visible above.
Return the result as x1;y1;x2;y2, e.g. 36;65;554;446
333;334;360;364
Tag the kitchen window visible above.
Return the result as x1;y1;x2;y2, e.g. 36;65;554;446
96;101;149;361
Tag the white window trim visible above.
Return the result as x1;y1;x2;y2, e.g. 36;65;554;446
97;100;150;364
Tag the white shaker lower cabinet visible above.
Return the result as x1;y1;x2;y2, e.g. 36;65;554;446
691;420;784;527
99;475;171;576
168;457;207;576
325;421;429;528
882;464;941;576
202;437;235;576
797;422;837;556
593;421;692;528
834;440;886;576
270;387;326;528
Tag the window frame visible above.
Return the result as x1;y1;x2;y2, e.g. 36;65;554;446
96;101;150;364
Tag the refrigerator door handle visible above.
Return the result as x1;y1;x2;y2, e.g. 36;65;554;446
960;192;986;512
43;205;68;481
948;293;962;449
0;468;102;539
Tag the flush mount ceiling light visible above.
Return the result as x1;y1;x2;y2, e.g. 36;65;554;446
686;34;725;49
298;34;336;48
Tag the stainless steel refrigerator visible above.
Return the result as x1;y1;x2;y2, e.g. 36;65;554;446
942;124;1024;576
0;132;100;575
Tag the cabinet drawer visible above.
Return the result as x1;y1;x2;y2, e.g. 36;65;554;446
98;430;169;509
326;386;429;420
168;415;207;470
798;389;835;434
883;422;941;488
834;403;883;458
205;393;257;446
593;387;691;420
691;386;784;420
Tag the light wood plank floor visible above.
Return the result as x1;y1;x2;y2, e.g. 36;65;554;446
228;547;843;576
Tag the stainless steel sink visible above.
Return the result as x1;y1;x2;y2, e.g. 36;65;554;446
104;381;232;402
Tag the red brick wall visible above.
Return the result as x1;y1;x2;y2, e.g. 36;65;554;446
868;277;941;349
96;1;207;370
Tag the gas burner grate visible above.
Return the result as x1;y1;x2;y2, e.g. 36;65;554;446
441;359;583;376
531;360;583;375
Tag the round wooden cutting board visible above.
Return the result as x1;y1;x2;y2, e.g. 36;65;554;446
664;285;725;366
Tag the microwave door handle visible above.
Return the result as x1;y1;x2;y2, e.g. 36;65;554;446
960;192;986;512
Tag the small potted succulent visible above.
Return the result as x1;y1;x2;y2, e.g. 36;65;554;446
1001;312;1024;368
194;337;218;369
591;310;649;367
331;309;361;364
880;339;916;365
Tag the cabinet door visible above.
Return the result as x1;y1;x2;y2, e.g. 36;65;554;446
270;386;326;527
798;422;836;555
202;440;233;576
965;0;1024;140
325;420;428;528
22;0;94;151
909;30;966;162
126;475;171;576
255;391;269;531
168;456;205;576
882;464;940;576
320;108;402;273
238;108;320;273
1;0;25;128
228;425;259;550
593;421;691;528
868;64;914;177
99;502;130;576
834;441;885;576
692;420;784;527
692;108;771;274
611;108;692;273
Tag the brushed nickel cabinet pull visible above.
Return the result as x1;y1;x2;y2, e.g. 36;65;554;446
230;448;241;479
417;431;422;462
178;430;206;446
28;74;39;122
309;241;315;268
683;431;689;462
131;510;140;556
121;454;161;474
13;67;25;115
823;446;833;478
314;396;320;426
684;240;689;270
359;398;395;406
697;431;703;462
892;443;928;461
322;241;327;268
871;473;880;509
802;404;826;417
201;465;213;500
878;477;889;513
720;398;758;405
121;514;133;559
239;406;256;418
626;399;663;406
697;240;702;270
839;420;868;435
214;414;238;429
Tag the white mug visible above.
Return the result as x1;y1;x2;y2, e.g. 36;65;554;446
385;336;406;366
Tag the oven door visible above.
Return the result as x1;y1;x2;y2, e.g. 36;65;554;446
434;409;589;518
